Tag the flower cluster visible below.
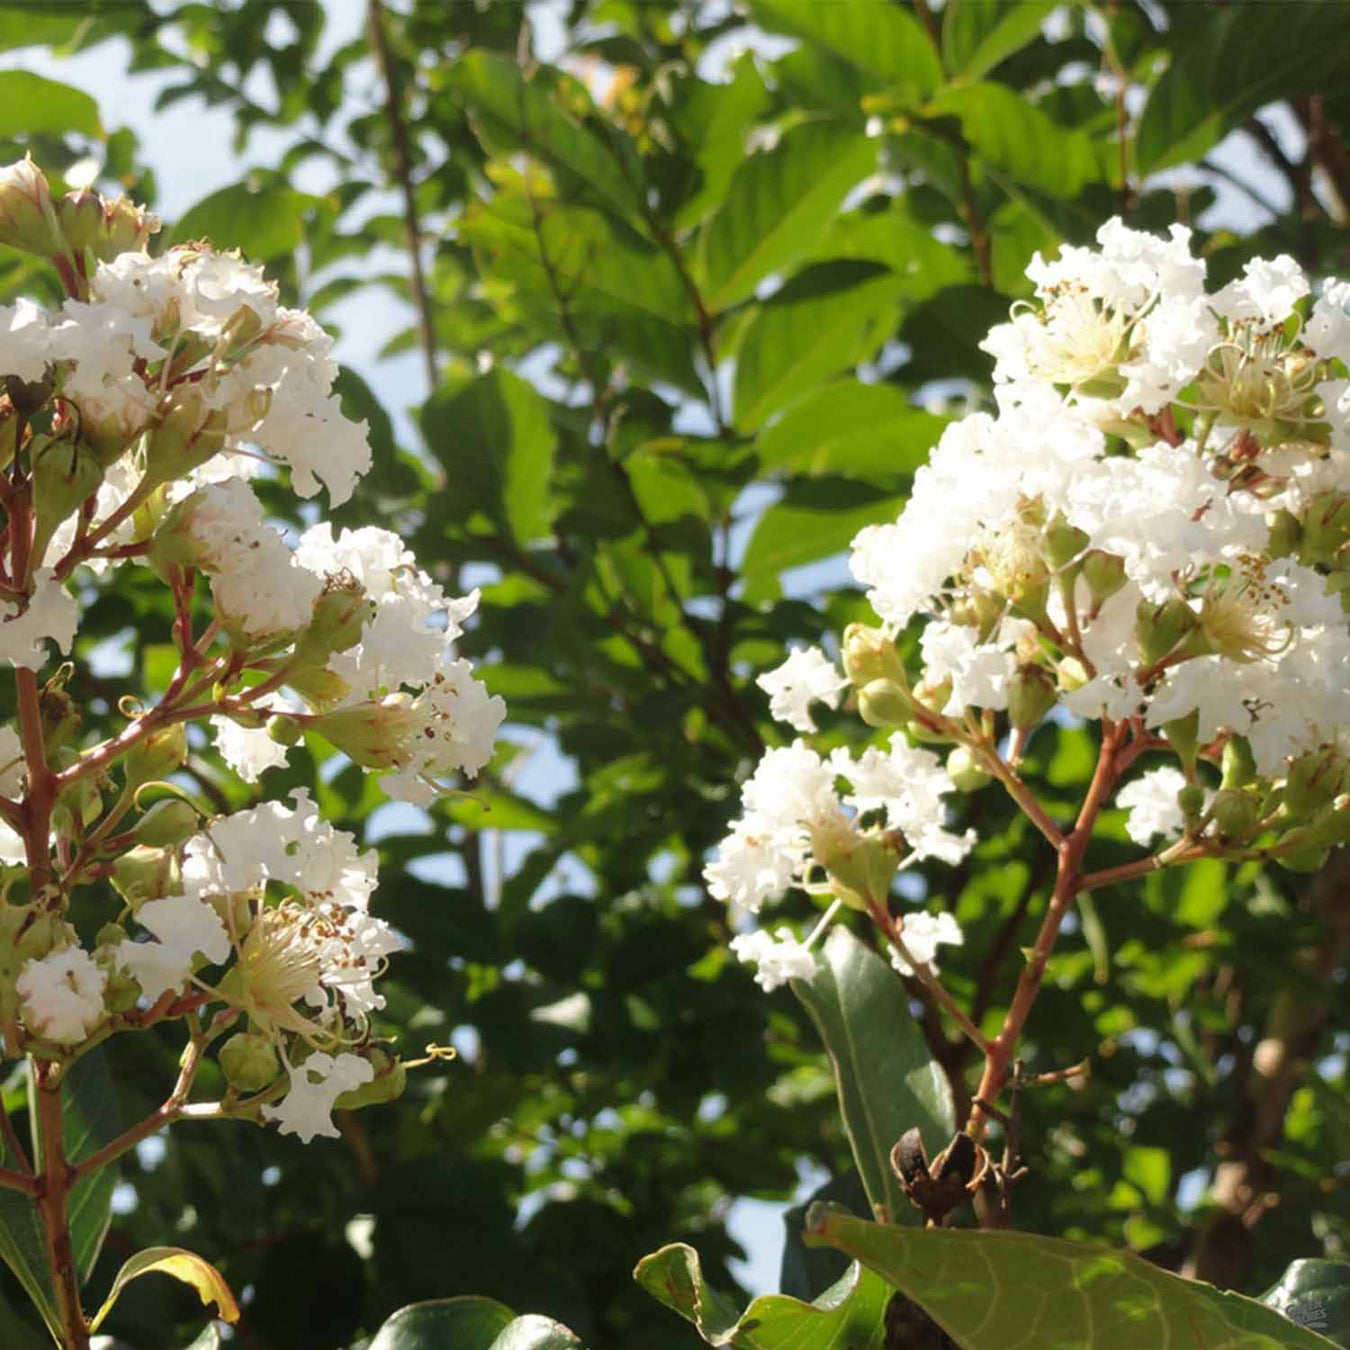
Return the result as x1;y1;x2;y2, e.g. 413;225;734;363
711;218;1350;989
0;159;504;1142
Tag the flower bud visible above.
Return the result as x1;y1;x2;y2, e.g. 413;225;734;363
0;157;64;256
1136;596;1198;666
286;664;352;713
1211;788;1261;841
841;624;906;689
809;813;902;910
1042;516;1089;573
30;435;105;566
1056;657;1089;693
1082;550;1127;605
39;677;81;754
1273;826;1329;874
1299;491;1350;567
293;582;374;668
946;747;990;793
1177;783;1207;824
336;1049;407;1110
1163;711;1200;777
1283;746;1349;818
1007;664;1057;730
98;195;160;258
1220;734;1257;790
142;390;229;487
267;714;303;747
219;1031;282;1093
857;679;912;729
111;845;181;906
124;723;188;788
132;798;199;848
1267;508;1301;559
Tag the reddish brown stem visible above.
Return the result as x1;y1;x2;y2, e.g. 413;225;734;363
34;1069;89;1348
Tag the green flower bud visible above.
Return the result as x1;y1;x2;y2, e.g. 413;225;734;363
1136;596;1198;666
30;435;105;567
1082;550;1127;605
841;624;906;689
98;194;160;259
102;970;142;1013
132;798;200;848
143;390;229;488
1177;783;1206;824
285;664;352;713
1007;664;1057;731
1056;657;1089;693
946;747;990;793
111;846;180;906
1283;746;1349;818
1267;508;1301;559
1042;516;1089;572
0;157;64;256
336;1049;407;1110
124;723;188;789
1221;734;1257;790
1211;788;1261;841
1274;827;1330;874
309;698;416;770
1163;711;1201;778
858;679;912;729
39;678;81;754
219;1032;282;1093
293;581;375;668
1299;491;1350;567
267;714;303;747
809;813;902;910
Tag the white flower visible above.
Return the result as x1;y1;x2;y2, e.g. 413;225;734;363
0;572;79;668
703;819;798;920
261;1051;374;1143
757;647;847;733
1116;766;1192;846
1212;255;1308;329
18;947;107;1042
0;298;51;382
1306;279;1350;368
210;715;290;784
116;894;231;1001
729;927;817;991
891;911;963;976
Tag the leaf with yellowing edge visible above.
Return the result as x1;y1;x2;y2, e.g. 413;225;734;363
89;1246;240;1334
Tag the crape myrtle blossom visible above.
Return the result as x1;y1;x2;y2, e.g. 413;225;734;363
0;160;504;1148
711;216;1350;997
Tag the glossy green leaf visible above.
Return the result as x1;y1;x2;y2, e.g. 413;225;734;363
172;180;314;259
634;1240;890;1349
941;0;1047;80
0;1052;118;1339
780;1169;872;1303
733;262;902;432
445;50;645;228
804;1206;1344;1349
369;1297;582;1349
1135;2;1350;172
740;482;906;602
754;380;944;484
0;71;101;138
750;0;942;100
1260;1259;1350;1347
421;368;558;546
791;927;956;1224
697;121;877;311
923;83;1099;198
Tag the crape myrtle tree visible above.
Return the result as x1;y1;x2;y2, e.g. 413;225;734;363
1;1;1350;1348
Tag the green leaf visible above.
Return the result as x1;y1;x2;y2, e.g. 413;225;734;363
941;0;1047;81
445;50;645;229
1135;2;1350;173
1260;1260;1350;1347
733;261;902;433
0;71;101;138
740;480;906;602
0;1284;46;1350
750;0;942;100
0;1052;118;1339
922;83;1099;198
90;1245;240;1333
421;368;558;546
791;927;956;1225
803;1207;1345;1350
634;1240;890;1349
368;1297;581;1350
172;180;315;259
697;121;877;311
780;1169;872;1304
754;380;945;484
